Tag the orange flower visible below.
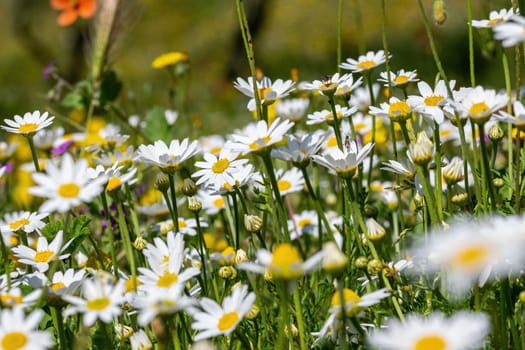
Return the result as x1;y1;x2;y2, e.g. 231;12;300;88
50;0;97;27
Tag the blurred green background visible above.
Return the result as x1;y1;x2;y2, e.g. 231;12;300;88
0;0;511;134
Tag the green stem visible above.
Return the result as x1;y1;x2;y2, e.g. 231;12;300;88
467;0;475;87
194;211;209;296
51;306;67;350
26;135;40;173
337;0;344;74
433;123;443;220
337;281;350;350
116;199;137;290
168;174;180;232
515;132;522;214
277;282;291;350
502;51;514;183
381;0;392;97
478;123;496;210
293;288;308;350
328;96;344;150
100;192;118;277
232;192;240;250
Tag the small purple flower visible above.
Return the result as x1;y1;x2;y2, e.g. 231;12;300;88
51;140;73;158
42;62;56;80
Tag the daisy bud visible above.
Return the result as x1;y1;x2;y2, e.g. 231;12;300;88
355;256;369;269
433;0;446;25
235;249;249;264
492;178;504;188
181;178;198;196
264;270;273;282
246;304;260;320
130;329;153;350
322;242;348;274
409;132;434;166
244;214;263;233
154;174;170;193
188;196;202;212
325;193;337;206
442;158;464;185
367;259;384;275
190;340;216;350
451;192;469;205
75;251;88;268
488;123;504;142
133;235;148;251
520;291;525;303
284;324;299;338
114;324;133;341
366;218;386;241
219;266;237;280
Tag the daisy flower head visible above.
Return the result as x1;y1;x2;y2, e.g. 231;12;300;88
472;8;518;28
47;268;86;298
302;72;351;96
63;277;126;327
197;190;227;215
1;110;54;135
368;311;490;350
275;167;304;197
33;126;65;152
0;308;53;350
306;105;358;126
340;50;389;74
0;211;48;235
494;15;525;47
271;132;325;167
378;69;419;88
227;117;294;155
369;97;413;123
191;284;255;341
212;163;262;195
238;243;324;280
313;141;374;178
351;84;381;113
450;86;508;124
275;98;310;122
329;288;390;318
411;215;525;295
11;230;71;272
497;99;525;129
288;210;319;240
0;286;42;309
193;148;248;192
136;138;200;173
334;74;363;98
407;80;455;124
233;76;295;111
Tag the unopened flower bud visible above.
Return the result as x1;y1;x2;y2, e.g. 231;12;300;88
130;329;153;350
451;192;468;205
181;178;198;196
492;178;504;188
219;266;237;280
355;256;369;269
325;193;337;206
235;249;248;264
442;158;464;185
244;214;263;233
367;259;384;275
366;218;386;241
489;123;504;142
284;324;299;338
433;0;446;25
115;324;133;341
520;291;525;303
154;174;170;192
264;270;273;281
188;196;202;212
133;235;148;251
409;132;434;166
322;242;348;273
246;304;260;320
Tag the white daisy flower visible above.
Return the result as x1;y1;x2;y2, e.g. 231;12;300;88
211;163;262;195
271;132;325;167
63;277;126;327
275;168;304;196
197;191;227;215
135;138;200;171
238;242;324;280
275;98;310;122
47;268;86;297
334;74;363;98
497;99;525;128
33;126;65;151
191;284;255;341
288;210;319;240
92;145;136;167
29;153;106;213
193;148;248;192
0;141;18;162
130;329;153;350
165;109;179;125
87;163;138;193
234;76;295;111
378;69;419;87
0;286;42;308
407;80;455;123
227;118;294;155
472;8;518;28
0;211;48;235
133;283;196;326
450;86;508;124
0;308;53;350
369;97;413;123
329;287;390;317
381;159;415;178
340;50;389;73
306;105;358;125
198;135;225;156
350;84;380;112
154;217;208;237
494;15;525;47
1;110;54;135
368;311;490;350
142;231;185;273
313;141;374;178
98;123;129;147
12;230;71;272
303;73;352;95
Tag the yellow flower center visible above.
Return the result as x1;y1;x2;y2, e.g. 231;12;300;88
249;136;272;151
125;276;140;293
277;180;292;192
327;136;338;148
331;288;361;308
320;82;337;90
106;177;122;192
488;18;503;25
50;282;66;292
34;250;54;263
18;123;38;134
212;158;230;174
297;218;312;228
9;218;30;231
157;272;179;288
414;334;447;350
357;60;376;70
209;146;222;155
424;95;444;107
388;101;411;117
324;112;343;120
469;102;490;116
394;75;409;84
270;243;303;279
1;294;23;305
259;87;273;99
178;219;188;229
213;197;225;208
86;297;110;311
58;183;80;198
1;331;28;350
217;311;240;331
451;244;490;270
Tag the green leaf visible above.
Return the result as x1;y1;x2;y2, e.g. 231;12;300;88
99;70;122;106
143;106;172;142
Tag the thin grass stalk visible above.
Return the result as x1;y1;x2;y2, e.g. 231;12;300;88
337;0;344;74
478;123;496;210
293;287;308;350
467;0;475;87
26;136;41;173
100;192;118;277
116;198;137;291
433;123;443;220
168;174;180;232
51;306;67;350
502;51;514;183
